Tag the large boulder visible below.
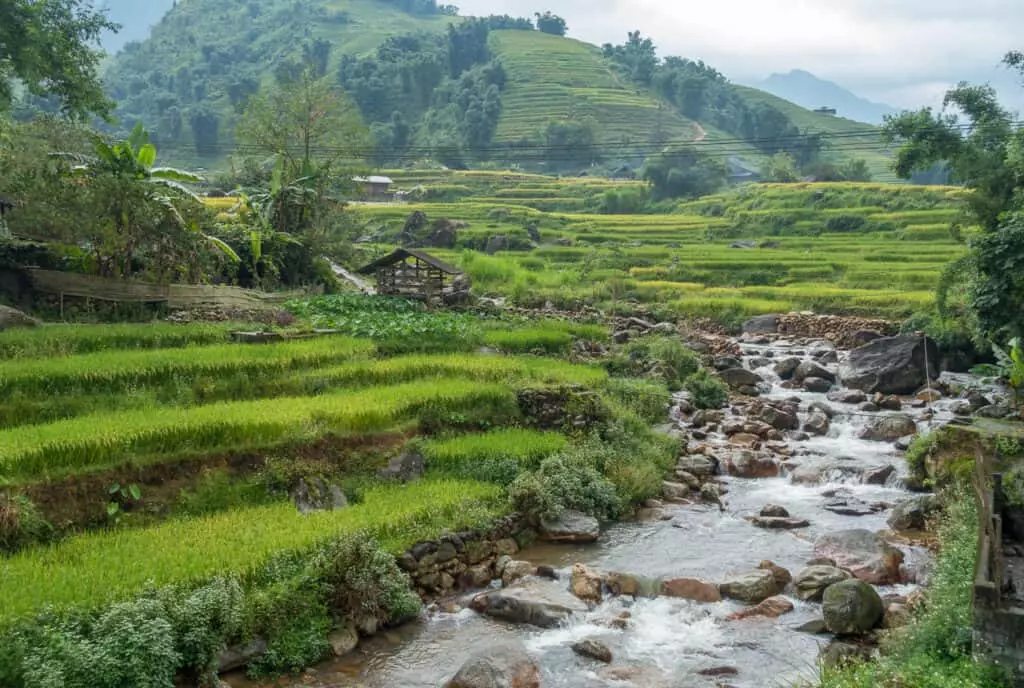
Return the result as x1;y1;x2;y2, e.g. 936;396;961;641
726;596;794;621
719;368;765;390
839;335;939;395
470;584;585;628
725;451;779;479
859;415;917;442
0;305;37;330
539;509;600;543
887;495;940;531
822;579;884;635
743;314;779;334
662;577;721;602
720;569;785;604
569;564;603;604
677;455;718;478
774;357;802;380
793;566;852;602
795;361;835;384
444;641;541;688
572;638;613;663
760;406;799;430
813;530;904;585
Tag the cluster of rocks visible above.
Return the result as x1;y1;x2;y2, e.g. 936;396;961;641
166;305;294;326
744;312;896;348
0;304;37;329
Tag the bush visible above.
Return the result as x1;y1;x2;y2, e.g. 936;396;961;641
0;494;53;554
683;369;728;409
604;378;670;423
825;214;868;232
606;336;701;389
509;453;621;521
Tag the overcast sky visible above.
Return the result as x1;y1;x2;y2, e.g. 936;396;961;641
457;0;1024;113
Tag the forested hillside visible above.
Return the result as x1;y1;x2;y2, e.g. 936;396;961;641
101;0;892;176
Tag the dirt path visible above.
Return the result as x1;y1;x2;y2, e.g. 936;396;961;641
693;122;707;142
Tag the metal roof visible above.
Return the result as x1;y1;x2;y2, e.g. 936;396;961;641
357;248;462;275
352;175;394;185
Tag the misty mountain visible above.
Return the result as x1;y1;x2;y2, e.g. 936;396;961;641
752;69;898;125
94;0;176;54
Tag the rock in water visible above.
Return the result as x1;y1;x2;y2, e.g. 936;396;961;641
569;563;603;604
661;577;721;602
803;411;830;436
822;579;884;635
813;530;904;585
743;314;779;334
444;641;541;688
539;509;600;543
839;335;939;395
469;585;584;628
773;358;801;380
887;495;939;531
572;638;613;663
0;305;37;330
760;504;790;518
748;516;810;530
859;415;917;442
720;569;784;604
726;596;794;620
719;367;765;390
795;361;835;383
793;566;852;602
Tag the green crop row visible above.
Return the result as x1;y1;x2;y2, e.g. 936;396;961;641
422;428;568;484
0;479;502;621
0;336;374;396
0;379;519;483
0;323;236;360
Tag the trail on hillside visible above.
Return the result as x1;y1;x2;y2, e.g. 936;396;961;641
693;122;707;142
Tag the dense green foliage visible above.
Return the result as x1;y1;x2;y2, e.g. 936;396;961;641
422;428;568;485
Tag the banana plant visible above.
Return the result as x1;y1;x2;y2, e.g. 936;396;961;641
51;122;239;267
993;337;1024;408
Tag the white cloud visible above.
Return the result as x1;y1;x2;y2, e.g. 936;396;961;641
457;0;1024;110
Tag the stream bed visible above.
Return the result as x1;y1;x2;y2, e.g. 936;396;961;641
232;334;977;688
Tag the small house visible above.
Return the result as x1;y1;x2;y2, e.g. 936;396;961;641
813;107;837;116
352;175;394;199
357;248;469;305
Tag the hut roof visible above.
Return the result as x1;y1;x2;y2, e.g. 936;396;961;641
352;175;394;185
357;248;462;276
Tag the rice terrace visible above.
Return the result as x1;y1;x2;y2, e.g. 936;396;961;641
2;2;1024;688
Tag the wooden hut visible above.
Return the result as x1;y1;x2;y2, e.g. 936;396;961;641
357;248;467;305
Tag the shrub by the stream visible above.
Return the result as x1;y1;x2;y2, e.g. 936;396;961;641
509;452;622;521
818;485;1010;688
604;336;700;389
683;369;729;409
604;377;671;424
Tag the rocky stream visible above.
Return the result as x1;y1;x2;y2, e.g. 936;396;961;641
230;330;999;688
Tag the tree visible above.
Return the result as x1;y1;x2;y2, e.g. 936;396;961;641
188;105;220;155
534;11;568;36
642;146;728;200
840;158;872;182
883;52;1024;341
761;152;800;182
0;0;117;118
542;118;598;170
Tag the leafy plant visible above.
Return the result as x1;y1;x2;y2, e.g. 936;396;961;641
993;337;1024;407
106;482;141;523
683;369;728;409
509;453;621;521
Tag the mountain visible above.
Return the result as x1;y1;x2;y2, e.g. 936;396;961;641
101;0;892;176
753;69;899;125
94;0;175;54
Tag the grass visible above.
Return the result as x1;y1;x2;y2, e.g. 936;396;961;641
0;479;502;622
0;322;236;359
0;379;518;483
422;428;568;485
0;337;374;397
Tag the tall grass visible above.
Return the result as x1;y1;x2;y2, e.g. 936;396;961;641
0;479;502;621
0;380;518;483
0;323;235;359
0;337;375;396
422;428;568;485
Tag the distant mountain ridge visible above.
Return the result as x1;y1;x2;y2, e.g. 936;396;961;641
752;69;899;125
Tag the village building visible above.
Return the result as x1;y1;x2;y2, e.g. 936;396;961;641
352;175;394;199
357;248;470;306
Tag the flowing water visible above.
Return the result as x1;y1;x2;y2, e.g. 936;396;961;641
232;336;977;688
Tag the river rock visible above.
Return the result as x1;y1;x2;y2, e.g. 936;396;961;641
820;641;873;669
803;377;833;393
678;454;717;477
808;401;835;418
863;464;896;485
977;404;1012;419
0;305;37;330
827;389;868;404
823;495;881;517
495;538;519;556
887;495;939;531
774;357;802;380
569;563;603;604
748;516;810;530
813;530;904;585
502;560;536;586
803;411;830;436
661;481;691;502
794;566;852;602
760;504;790;518
859;415;917;442
726;596;795;620
794;619;829;634
217;638;268;673
744;314;779;333
839;335;939;395
329;624;359;657
539;509;600;543
760;405;799;430
725;452;779;478
720;569;785;604
444;641;541;688
470;583;585;628
572;638;613;663
714;355;743;371
822;579;884;635
465;564;494;588
728;432;762;449
720;367;765;390
652;322;677;335
674;470;701;490
605;571;642;597
876;394;902;411
662;577;721;602
795;361;835;383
